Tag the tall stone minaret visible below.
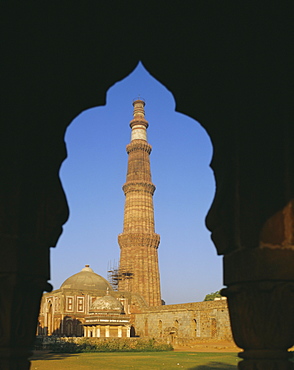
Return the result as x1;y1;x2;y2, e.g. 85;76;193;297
118;99;161;306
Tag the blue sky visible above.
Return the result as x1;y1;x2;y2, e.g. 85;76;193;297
50;63;222;304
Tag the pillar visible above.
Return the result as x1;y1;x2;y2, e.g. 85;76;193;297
206;119;294;369
222;216;294;369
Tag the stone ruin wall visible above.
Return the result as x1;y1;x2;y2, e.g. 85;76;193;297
134;300;232;343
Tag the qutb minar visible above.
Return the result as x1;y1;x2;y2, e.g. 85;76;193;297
118;99;161;306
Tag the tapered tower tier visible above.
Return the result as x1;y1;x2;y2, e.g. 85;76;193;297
118;99;161;307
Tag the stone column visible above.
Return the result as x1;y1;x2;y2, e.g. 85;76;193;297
105;326;110;338
222;248;294;369
0;158;68;369
60;315;64;336
206;121;294;369
0;274;52;370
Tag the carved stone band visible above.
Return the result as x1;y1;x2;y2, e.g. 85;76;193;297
118;233;160;249
122;182;156;195
126;141;152;154
224;248;294;285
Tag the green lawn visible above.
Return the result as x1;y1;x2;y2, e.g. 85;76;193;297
30;351;240;369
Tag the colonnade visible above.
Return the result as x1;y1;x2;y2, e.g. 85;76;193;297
83;325;130;338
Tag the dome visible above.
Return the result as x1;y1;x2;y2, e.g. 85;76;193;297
60;265;113;291
91;292;124;313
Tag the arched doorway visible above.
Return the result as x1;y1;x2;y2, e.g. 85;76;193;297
192;319;197;338
144;319;148;336
130;325;136;337
158;320;162;338
211;318;217;338
65;320;73;336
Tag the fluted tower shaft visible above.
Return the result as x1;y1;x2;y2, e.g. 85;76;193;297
118;100;161;306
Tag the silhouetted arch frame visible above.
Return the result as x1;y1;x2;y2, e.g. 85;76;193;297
1;4;293;369
1;3;292;277
57;58;293;258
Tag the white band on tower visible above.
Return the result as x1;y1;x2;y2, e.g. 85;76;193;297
131;125;147;141
130;99;148;142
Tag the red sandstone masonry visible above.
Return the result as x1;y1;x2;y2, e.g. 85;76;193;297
118;100;161;306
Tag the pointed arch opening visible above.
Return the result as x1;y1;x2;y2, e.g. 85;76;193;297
50;62;219;305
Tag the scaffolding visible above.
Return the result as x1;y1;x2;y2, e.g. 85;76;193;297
107;261;133;291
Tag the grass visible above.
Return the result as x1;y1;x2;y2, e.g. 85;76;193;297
30;351;240;369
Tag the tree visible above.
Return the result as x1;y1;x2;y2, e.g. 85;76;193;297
203;290;222;301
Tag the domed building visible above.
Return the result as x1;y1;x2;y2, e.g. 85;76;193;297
60;265;111;291
91;292;125;313
38;265;130;337
84;291;130;338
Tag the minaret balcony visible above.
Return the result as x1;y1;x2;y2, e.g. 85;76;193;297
130;118;149;129
126;141;152;154
122;182;155;195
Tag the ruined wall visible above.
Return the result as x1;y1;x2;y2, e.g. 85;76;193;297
134;300;232;342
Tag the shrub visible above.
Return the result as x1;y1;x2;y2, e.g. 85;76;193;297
35;337;173;353
49;338;82;353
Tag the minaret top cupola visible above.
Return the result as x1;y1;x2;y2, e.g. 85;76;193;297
130;99;149;141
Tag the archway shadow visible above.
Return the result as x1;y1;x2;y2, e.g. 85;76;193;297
30;351;80;361
188;363;237;370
